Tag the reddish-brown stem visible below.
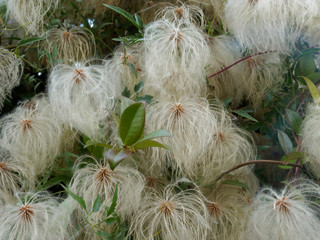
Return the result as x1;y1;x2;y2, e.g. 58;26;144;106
208;51;275;79
215;160;302;182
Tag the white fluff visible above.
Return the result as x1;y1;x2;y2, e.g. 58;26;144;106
69;156;145;223
143;19;210;98
0;192;68;240
48;60;118;140
145;97;218;178
129;183;210;240
46;27;95;65
6;0;59;35
207;35;245;107
301;104;320;176
247;179;320;240
0;96;63;175
0;48;23;110
225;0;294;52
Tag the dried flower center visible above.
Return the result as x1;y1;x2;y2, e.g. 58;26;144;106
247;58;258;68
214;132;225;142
169;30;183;43
21;119;32;132
0;162;7;172
159;201;175;217
62;31;71;40
146;177;156;188
19;204;34;222
24;101;36;110
171;104;185;119
96;168;111;183
249;0;258;4
73;69;86;84
275;197;290;214
174;8;184;18
207;202;221;218
146;1;153;7
121;54;134;65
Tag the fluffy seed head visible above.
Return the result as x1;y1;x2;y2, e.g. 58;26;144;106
46;27;95;65
145;97;218;178
301;104;320;175
0;48;23;110
0;95;63;175
0;192;68;240
6;0;59;35
247;179;320;240
143;19;210;98
129;183;210;240
69;156;145;222
225;0;295;52
48;61;118;140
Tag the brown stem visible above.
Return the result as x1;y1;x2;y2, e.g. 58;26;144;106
208;51;275;79
215;160;303;182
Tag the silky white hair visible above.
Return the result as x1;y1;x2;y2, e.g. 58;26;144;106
0;192;68;240
145;97;218;178
204;181;251;240
129;183;210;240
143;18;210;98
224;0;295;52
69;156;145;223
247;179;320;240
0;95;63;176
207;35;245;107
48;60;118;140
0;49;23;110
301;104;320;176
106;44;144;94
6;0;59;35
45;27;95;65
239;52;285;110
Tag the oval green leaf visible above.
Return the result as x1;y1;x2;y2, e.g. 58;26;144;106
301;76;320;105
119;102;145;146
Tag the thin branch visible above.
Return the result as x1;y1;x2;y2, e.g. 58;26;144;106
208;51;275;79
215;160;303;182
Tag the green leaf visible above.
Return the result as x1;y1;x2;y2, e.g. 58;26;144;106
134;13;144;29
103;4;140;29
286;110;302;134
296;53;316;77
105;217;117;225
307;72;320;84
106;149;133;170
278;152;303;169
121;87;130;98
222;97;233;107
127;62;138;78
119;102;145;146
134;81;144;94
62;186;87;212
57;152;79;159
92;194;102;213
134;129;172;145
301;76;320;104
84;140;113;149
120;97;135;115
277;130;293;156
233;110;259;122
109;110;120;126
135;94;153;104
39;175;68;190
222;180;249;190
133;139;170;150
107;184;118;217
17;36;45;47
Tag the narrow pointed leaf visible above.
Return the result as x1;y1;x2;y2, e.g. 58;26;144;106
277;130;293;156
301;76;320;104
62;186;86;211
107;184;118;217
92;194;102;212
286;110;302;134
233;110;259;122
84;140;113;149
133;139;170;150
134;129;172;145
103;4;139;29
